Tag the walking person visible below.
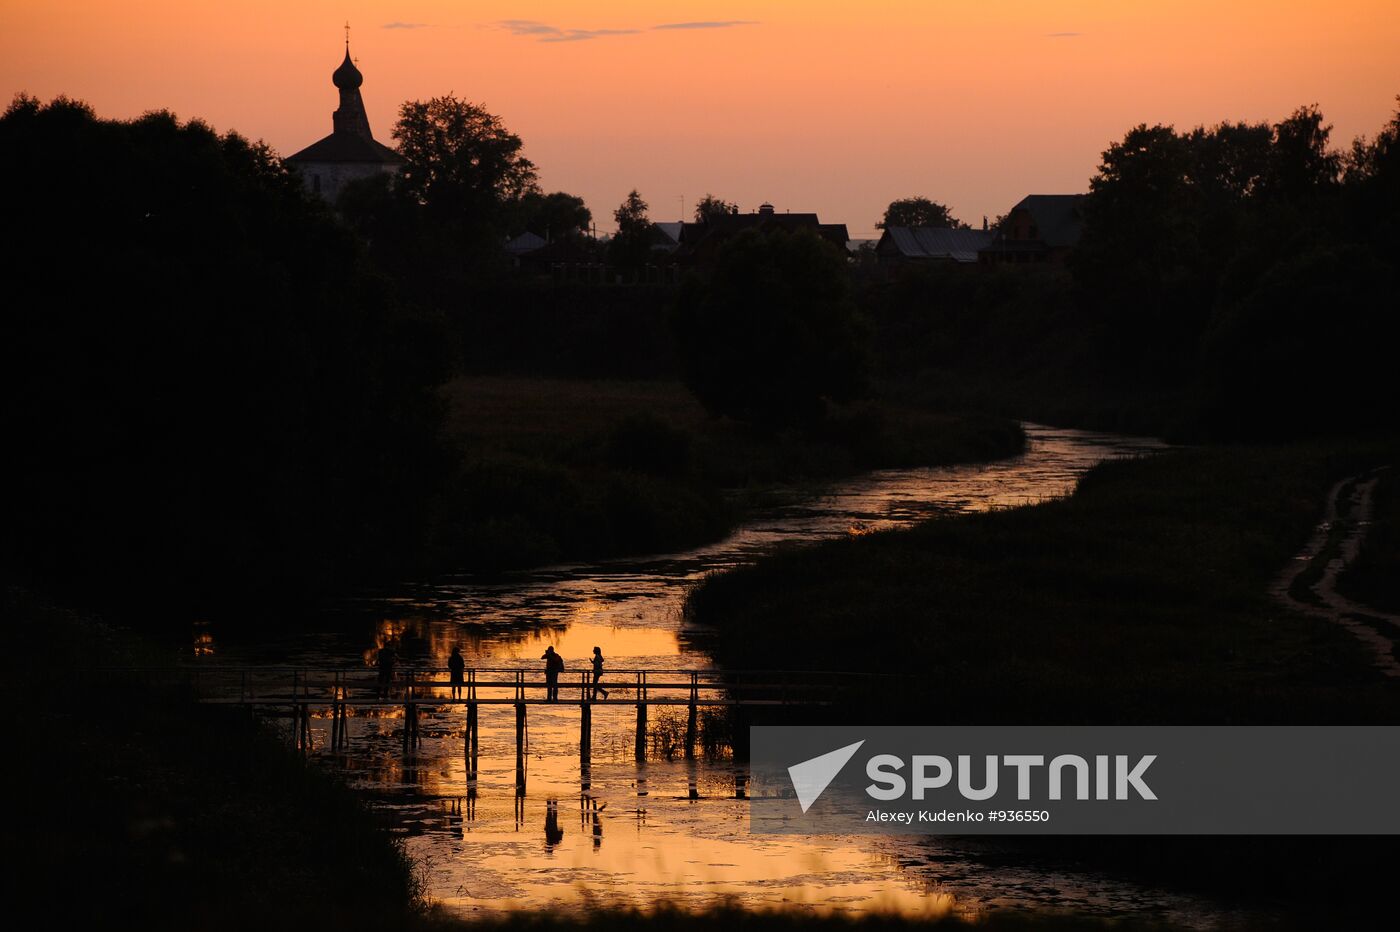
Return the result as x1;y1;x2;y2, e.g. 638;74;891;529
591;646;609;700
541;646;564;702
448;646;465;700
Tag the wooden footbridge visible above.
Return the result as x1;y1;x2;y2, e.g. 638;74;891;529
178;665;872;793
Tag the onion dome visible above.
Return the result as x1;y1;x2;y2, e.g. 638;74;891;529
333;48;363;89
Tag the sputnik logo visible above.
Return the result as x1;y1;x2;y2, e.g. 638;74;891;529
788;739;866;812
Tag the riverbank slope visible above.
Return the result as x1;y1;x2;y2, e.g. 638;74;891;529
687;439;1400;723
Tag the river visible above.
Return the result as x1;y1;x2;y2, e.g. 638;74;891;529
205;424;1248;925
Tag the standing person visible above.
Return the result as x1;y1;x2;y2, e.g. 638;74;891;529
376;641;398;700
541;646;564;702
591;646;609;700
448;646;466;700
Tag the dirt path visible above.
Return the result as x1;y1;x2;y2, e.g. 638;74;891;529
1271;468;1400;678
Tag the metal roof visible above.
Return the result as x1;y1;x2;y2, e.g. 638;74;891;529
879;226;994;263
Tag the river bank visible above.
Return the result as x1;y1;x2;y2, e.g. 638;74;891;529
686;438;1400;723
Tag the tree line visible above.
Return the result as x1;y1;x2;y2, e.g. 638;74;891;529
3;89;1396;618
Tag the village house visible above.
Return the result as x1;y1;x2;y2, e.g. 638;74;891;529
978;194;1086;264
875;226;994;264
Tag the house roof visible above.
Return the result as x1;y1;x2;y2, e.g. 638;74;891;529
286;131;404;165
505;231;548;256
1005;194;1085;248
878;226;993;263
652;222;684;245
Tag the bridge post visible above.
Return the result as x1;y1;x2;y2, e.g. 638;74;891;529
684;671;698;760
579;698;592;765
515;701;527;797
464;699;481;789
330;675;339;751
331;674;348;751
403;673;420;753
634;671;648;762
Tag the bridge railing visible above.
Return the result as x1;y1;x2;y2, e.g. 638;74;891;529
103;665;892;707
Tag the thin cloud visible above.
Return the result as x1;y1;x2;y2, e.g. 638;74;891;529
383;22;431;30
497;20;560;37
494;19;759;43
495;20;640;42
653;21;758;31
544;29;640;43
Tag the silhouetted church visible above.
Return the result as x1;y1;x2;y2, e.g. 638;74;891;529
286;39;403;202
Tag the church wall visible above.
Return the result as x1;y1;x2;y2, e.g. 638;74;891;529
297;161;399;204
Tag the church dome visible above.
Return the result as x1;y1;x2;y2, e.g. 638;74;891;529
332;48;363;89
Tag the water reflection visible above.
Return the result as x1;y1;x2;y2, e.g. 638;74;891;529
208;425;1250;923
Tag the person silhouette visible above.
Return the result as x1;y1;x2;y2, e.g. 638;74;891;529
376;641;398;700
448;646;465;700
541;646;563;702
591;646;609;700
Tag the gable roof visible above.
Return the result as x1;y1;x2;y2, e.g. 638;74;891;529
652;222;684;246
878;226;993;262
285;131;404;165
1006;194;1085;248
505;231;548;255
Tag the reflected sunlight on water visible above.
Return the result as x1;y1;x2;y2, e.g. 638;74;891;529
208;425;1246;925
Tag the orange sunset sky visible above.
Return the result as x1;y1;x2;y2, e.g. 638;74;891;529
3;1;1397;236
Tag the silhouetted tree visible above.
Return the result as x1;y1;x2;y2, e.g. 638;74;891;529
339;95;541;298
0;95;451;613
673;228;870;427
393;94;539;221
693;194;739;223
1344;97;1400;245
1263;105;1341;204
608;189;653;278
878;197;964;229
515;190;591;239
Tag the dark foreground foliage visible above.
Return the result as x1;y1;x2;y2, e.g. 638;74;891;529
5;589;421;931
0;96;452;615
